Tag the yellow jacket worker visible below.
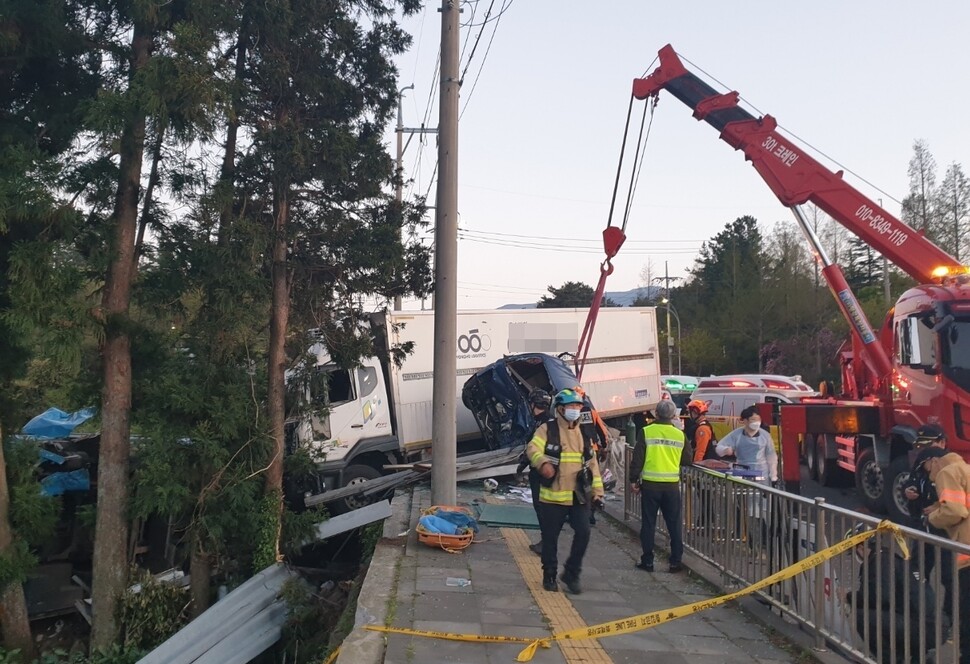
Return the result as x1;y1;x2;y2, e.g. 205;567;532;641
629;399;685;573
527;388;604;593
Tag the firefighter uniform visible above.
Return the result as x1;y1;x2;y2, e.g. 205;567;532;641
527;411;604;591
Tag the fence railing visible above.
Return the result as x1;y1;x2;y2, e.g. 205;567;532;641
622;445;969;664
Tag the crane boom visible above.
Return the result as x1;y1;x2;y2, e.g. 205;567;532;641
632;45;962;284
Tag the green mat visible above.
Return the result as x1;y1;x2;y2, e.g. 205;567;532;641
475;503;540;530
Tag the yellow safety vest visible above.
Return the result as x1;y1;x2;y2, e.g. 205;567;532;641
640;423;684;483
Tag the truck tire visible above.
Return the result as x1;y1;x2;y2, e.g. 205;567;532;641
337;464;383;513
884;456;915;525
815;437;838;487
854;447;886;513
805;434;819;480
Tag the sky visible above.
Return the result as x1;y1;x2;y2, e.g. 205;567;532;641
385;1;970;311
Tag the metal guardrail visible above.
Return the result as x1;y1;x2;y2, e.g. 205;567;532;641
622;445;969;664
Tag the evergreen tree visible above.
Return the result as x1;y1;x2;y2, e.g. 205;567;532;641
537;281;617;308
936;162;970;260
901;139;941;245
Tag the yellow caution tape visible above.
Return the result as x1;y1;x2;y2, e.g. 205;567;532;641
367;519;908;662
365;625;544;646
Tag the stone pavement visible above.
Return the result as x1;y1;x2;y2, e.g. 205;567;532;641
338;480;818;664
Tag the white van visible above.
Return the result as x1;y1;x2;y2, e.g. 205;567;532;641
689;374;819;443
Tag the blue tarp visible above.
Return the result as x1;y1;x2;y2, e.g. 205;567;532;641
21;407;96;440
40;469;91;497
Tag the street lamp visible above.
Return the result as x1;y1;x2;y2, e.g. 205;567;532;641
660;298;682;375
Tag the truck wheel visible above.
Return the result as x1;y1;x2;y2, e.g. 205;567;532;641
815;438;837;487
854;447;886;513
338;464;383;513
805;434;819;480
884;456;915;525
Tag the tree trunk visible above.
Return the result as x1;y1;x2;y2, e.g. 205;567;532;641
189;539;210;619
263;175;291;565
0;423;35;659
216;26;248;248
90;22;152;651
134;122;166;263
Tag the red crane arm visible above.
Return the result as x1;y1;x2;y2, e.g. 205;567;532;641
632;45;962;284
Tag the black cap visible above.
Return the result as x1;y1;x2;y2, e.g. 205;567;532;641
915;423;946;445
915;446;948;468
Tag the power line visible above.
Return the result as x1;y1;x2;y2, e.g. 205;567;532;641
459;227;703;245
459;0;508;120
458;233;700;255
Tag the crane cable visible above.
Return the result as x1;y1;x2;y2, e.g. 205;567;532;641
575;92;658;382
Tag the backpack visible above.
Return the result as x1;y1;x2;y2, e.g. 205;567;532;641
681;419;718;466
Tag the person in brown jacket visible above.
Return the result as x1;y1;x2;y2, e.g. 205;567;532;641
527;388;604;594
923;447;970;664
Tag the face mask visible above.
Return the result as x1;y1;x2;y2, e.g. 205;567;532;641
562;408;582;423
746;420;762;432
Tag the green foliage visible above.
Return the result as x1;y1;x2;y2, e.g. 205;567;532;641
278;578;341;663
0;539;36;592
253;491;282;571
537;281;617;308
119;569;191;651
0;440;60;592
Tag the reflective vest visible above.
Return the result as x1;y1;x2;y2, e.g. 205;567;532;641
641;422;685;483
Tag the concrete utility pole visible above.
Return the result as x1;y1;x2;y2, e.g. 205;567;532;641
393;86;437;311
430;0;459;506
653;261;680;376
393;85;413;312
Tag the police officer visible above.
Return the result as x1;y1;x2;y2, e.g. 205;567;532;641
629;399;685;573
527;389;605;593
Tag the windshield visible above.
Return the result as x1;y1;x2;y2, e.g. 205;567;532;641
941;318;970;392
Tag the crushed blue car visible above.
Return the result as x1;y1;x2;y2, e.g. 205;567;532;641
461;353;602;450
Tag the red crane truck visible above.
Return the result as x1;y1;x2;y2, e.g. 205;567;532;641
632;44;970;522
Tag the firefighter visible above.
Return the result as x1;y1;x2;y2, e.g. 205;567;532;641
686;399;718;463
527;388;605;593
629;399;685;573
922;446;970;664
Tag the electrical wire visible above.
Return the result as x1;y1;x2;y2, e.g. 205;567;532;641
459;0;508;119
459;0;496;85
458;234;699;255
459;227;703;245
464;0;515;26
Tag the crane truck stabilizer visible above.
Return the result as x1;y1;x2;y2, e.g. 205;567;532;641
634;44;970;521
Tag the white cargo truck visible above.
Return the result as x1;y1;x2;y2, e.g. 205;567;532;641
293;307;661;498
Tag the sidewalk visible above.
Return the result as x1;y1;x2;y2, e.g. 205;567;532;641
338;482;808;664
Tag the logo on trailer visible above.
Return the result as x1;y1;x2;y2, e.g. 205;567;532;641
457;329;491;358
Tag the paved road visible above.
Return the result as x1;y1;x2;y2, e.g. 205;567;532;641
794;464;870;514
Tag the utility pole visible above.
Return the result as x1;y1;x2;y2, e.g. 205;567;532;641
393;86;437;311
430;0;459;506
653;261;680;376
393;85;413;312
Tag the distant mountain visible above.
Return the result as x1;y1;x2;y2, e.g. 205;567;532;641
498;286;661;310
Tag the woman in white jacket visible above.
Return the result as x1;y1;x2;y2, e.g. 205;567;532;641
715;405;778;486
